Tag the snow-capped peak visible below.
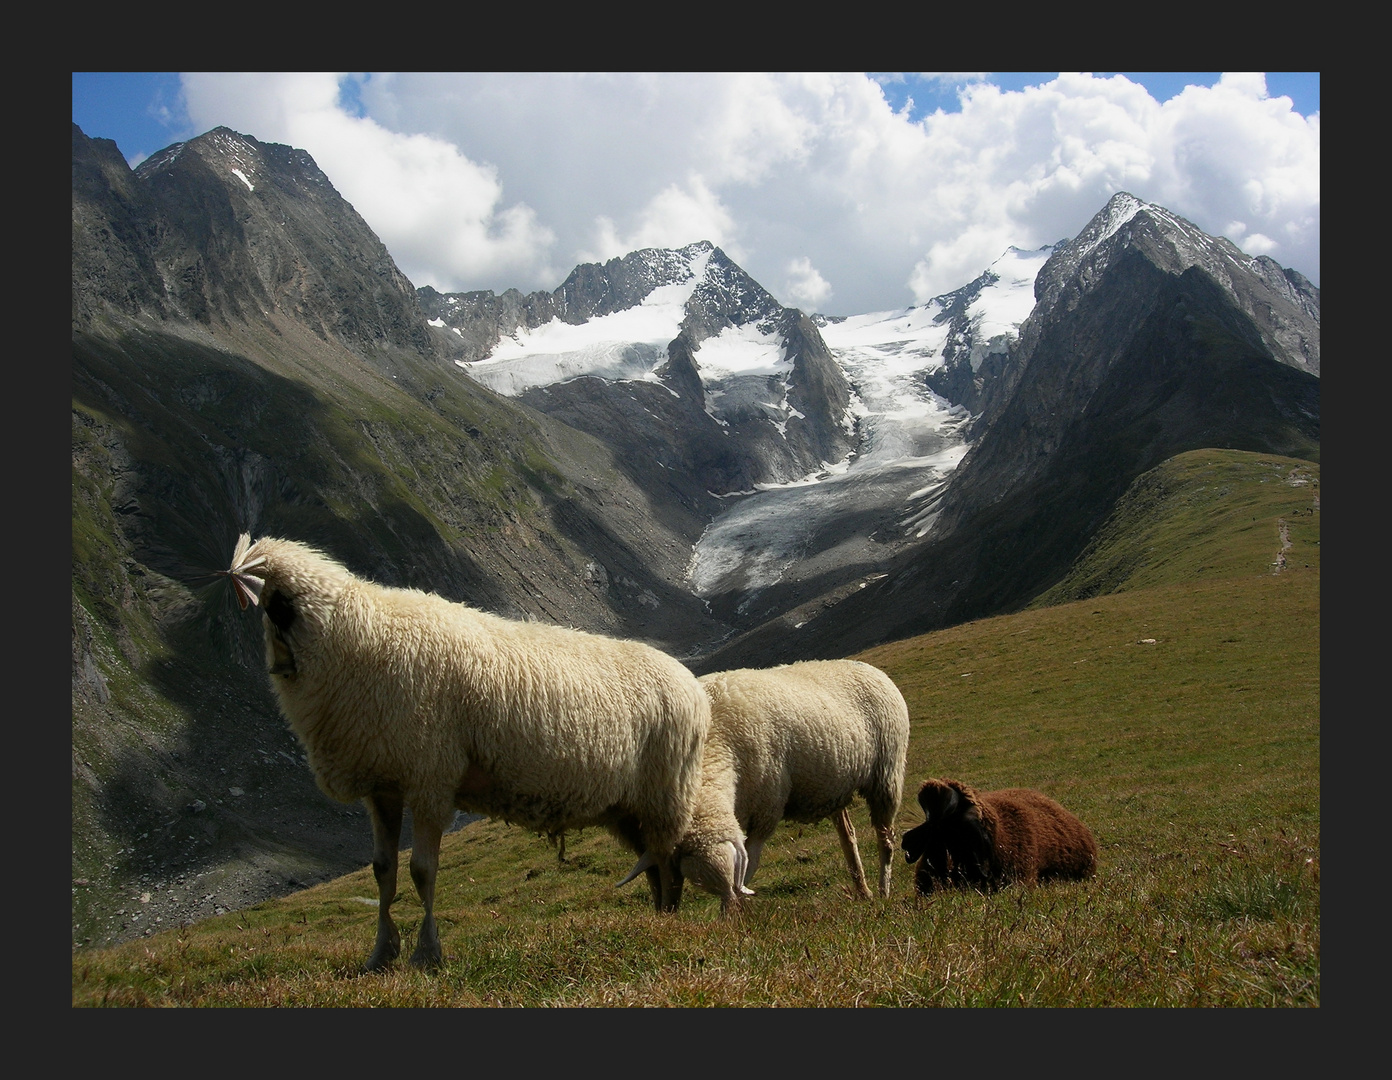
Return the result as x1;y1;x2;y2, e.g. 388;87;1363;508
460;242;781;399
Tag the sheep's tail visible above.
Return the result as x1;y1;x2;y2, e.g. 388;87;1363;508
219;532;268;611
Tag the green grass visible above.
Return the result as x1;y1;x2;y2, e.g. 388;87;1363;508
72;450;1319;1006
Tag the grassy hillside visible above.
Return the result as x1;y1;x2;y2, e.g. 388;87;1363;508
1032;449;1320;604
72;450;1319;1006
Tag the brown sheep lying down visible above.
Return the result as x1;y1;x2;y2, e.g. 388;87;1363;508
901;778;1097;894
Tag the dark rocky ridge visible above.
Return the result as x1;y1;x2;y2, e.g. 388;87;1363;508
920;259;1038;416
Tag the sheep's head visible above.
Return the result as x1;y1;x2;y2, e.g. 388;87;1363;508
224;534;349;678
901;819;934;864
904;778;986;864
916;778;964;822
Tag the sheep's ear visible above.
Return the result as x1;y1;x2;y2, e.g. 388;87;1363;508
230;532;254;568
230;573;264;611
921;780;956;821
954;782;983;818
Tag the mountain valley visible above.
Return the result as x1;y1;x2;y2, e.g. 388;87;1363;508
71;123;1318;948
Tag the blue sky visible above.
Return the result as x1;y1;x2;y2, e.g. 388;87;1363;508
72;73;1320;314
873;72;1318;122
72;72;1322;167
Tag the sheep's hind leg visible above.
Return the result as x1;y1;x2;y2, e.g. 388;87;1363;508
834;808;873;900
408;813;446;969
364;792;404;972
743;837;764;886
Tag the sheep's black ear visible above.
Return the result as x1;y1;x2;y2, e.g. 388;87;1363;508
266;590;296;632
920;780;958;822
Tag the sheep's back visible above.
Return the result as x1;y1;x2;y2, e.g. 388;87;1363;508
981;789;1098;880
702;660;908;827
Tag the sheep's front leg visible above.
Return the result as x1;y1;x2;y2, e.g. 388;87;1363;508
658;856;685;914
642;865;665;912
408;813;445;969
615;818;665;911
834;807;873;900
364;792;404;972
874;822;896;898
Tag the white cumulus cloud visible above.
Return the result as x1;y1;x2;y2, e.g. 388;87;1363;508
782;257;833;310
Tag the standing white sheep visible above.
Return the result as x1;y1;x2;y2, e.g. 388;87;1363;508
624;659;910;912
222;533;711;970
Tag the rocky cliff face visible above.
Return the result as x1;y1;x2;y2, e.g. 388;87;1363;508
75;125;432;361
937;194;1320;538
919;255;1045;416
1030;192;1319;374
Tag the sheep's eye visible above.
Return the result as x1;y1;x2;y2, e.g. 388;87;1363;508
266;590;296;631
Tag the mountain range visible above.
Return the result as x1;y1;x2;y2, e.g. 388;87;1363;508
71;123;1318;948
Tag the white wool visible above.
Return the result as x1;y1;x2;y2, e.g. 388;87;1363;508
678;659;910;911
233;535;710;966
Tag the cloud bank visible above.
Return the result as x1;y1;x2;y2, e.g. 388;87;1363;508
181;72;1318;315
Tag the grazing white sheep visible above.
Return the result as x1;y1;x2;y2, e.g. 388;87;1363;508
222;533;710;970
624;659;910;913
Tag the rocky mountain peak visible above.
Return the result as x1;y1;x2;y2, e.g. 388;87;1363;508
73;124;432;361
1033;192;1319;375
545;240;785;345
681;244;786;344
554;241;709;322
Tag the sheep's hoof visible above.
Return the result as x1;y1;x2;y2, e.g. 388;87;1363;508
363;925;401;972
362;947;398;973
